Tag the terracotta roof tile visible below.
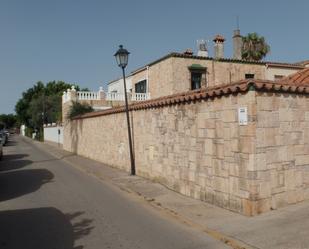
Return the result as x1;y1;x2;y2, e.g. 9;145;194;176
279;67;309;85
74;78;309;120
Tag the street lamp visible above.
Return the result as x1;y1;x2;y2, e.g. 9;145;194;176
114;45;136;175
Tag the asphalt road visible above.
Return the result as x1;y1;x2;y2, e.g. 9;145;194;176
0;135;228;249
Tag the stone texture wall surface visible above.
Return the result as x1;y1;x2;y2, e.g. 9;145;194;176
63;90;309;215
254;92;309;213
64;91;258;215
132;57;266;99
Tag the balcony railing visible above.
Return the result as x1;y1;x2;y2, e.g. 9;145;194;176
77;91;100;100
62;86;150;104
106;92;150;101
131;93;150;101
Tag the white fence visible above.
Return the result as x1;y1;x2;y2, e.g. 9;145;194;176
106;92;150;101
77;91;100;100
63;86;150;104
131;93;150;101
44;125;63;144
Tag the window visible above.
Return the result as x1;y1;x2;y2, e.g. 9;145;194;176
191;72;202;90
245;74;255;79
135;80;147;93
188;64;207;90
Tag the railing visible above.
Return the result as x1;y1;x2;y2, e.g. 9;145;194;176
62;86;150;104
106;92;125;101
131;93;150;101
77;91;100;100
106;92;150;101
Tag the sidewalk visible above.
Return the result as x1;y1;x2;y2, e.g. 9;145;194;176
31;138;309;249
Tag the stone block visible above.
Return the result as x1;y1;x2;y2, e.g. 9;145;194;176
285;169;296;190
295;155;309;166
255;153;267;171
213;176;229;193
204;139;213;155
222;109;236;122
239;136;255;154
258;181;271;198
216;143;224;159
229;124;239;138
230;139;239;152
213;191;229;209
239;124;256;137
279;109;293;122
228;196;242;213
257;111;279;128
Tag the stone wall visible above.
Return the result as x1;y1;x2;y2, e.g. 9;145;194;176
254;92;309;212
64;90;258;215
63;87;309;215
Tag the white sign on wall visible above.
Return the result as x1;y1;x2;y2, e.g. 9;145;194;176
238;107;248;125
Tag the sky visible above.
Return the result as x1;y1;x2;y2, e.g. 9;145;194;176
0;0;309;114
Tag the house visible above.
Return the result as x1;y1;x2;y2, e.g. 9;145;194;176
63;67;309;216
108;30;305;100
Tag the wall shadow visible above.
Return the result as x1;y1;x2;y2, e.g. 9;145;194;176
0;169;54;202
0;208;93;249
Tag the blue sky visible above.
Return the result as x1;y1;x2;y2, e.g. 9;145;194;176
1;0;309;114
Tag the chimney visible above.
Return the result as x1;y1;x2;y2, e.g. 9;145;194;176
213;34;225;59
197;40;208;57
233;29;243;60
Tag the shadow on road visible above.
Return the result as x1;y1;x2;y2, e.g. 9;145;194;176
0;169;54;202
0;208;93;249
0;154;31;172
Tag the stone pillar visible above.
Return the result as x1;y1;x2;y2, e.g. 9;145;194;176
213;34;225;59
70;86;77;102
62;86;77;123
99;86;106;100
233;29;243;60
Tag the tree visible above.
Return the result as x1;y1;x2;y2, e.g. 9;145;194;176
15;81;81;138
242;33;270;61
67;101;94;120
0;114;18;129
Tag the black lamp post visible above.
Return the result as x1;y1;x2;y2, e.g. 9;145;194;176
114;45;136;175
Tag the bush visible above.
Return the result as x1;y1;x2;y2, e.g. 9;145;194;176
67;101;94;120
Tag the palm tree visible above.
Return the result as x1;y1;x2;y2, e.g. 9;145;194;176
242;33;270;61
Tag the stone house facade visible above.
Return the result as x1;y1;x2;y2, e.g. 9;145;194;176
130;52;304;99
63;68;309;216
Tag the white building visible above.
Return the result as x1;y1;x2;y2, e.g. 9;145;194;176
107;75;132;94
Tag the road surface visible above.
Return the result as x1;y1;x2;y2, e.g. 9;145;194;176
0;135;228;249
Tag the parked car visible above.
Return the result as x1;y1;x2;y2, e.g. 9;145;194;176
3;129;10;138
0;136;3;160
0;131;7;146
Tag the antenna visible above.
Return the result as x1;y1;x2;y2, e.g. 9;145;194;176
236;15;240;30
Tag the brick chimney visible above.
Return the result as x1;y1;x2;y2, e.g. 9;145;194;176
213;34;225;59
233;29;243;60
